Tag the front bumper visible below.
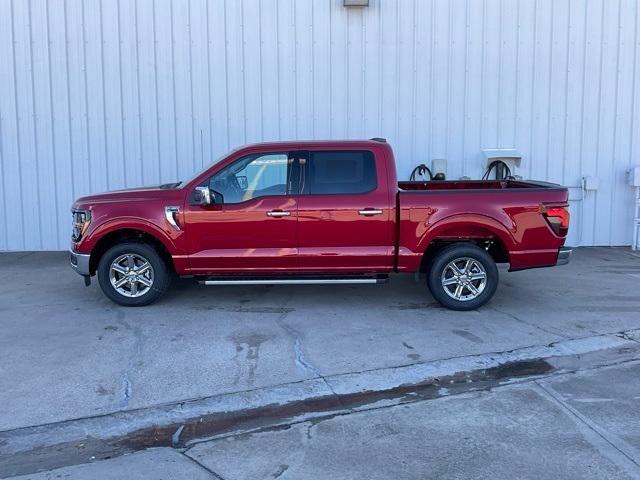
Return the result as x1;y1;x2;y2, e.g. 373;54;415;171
69;249;91;276
556;246;572;266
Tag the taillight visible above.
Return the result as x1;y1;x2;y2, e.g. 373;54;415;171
542;205;570;236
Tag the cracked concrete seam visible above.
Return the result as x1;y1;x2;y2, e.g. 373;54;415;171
533;381;640;477
293;337;322;378
119;374;132;409
177;450;228;480
617;331;640;343
489;305;572;339
114;313;145;409
272;295;341;400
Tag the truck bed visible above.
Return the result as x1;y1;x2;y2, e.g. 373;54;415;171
396;179;569;273
398;179;564;192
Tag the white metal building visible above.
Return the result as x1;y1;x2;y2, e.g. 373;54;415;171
0;0;639;251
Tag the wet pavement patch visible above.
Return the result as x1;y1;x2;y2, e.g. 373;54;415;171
118;359;554;450
487;358;554;380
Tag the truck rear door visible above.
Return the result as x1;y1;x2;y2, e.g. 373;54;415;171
297;148;395;272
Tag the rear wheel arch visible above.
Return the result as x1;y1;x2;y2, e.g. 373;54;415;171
417;216;513;272
420;235;509;273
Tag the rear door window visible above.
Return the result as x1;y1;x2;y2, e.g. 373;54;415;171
302;150;377;195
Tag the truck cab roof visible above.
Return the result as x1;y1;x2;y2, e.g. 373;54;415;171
240;139;388;150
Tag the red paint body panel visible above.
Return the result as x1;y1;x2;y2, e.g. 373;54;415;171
297;143;396;272
397;185;568;271
71;140;569;277
184;196;299;273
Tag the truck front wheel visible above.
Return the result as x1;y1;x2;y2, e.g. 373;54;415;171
97;242;171;306
427;243;498;311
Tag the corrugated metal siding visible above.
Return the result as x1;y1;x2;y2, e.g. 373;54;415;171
0;0;638;250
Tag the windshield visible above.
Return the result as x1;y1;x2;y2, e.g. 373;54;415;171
177;150;234;188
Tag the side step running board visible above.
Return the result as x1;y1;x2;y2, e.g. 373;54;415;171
200;275;389;286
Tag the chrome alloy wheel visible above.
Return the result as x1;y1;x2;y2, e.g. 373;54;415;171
440;257;487;301
109;253;154;298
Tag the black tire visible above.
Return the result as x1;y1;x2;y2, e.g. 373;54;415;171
427;243;499;311
97;242;171;306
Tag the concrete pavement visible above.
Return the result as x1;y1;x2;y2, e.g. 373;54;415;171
10;359;640;479
9;448;215;480
1;247;639;477
187;361;640;479
1;248;639;430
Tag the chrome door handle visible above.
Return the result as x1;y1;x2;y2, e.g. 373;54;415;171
358;209;383;216
267;211;291;217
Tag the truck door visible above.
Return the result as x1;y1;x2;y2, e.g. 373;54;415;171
296;148;395;272
183;151;300;274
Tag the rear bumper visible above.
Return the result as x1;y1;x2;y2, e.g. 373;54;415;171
556;246;572;266
69;249;91;276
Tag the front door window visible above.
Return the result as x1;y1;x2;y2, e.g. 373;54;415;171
208;153;290;204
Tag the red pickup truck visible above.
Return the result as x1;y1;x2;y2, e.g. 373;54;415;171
70;139;570;310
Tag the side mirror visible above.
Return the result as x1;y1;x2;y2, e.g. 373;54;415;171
194;186;212;205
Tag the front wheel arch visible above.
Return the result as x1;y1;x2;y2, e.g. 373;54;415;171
89;228;176;276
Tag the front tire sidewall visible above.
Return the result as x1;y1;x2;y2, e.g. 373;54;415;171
427;244;498;311
97;243;170;306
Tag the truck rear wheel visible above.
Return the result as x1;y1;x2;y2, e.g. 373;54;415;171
97;242;171;306
427;243;498;311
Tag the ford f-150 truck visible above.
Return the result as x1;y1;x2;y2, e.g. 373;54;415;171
69;139;571;310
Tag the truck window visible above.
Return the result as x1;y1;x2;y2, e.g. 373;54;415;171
304;151;376;195
208;152;291;204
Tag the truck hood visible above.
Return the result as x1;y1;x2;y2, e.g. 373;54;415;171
73;183;181;206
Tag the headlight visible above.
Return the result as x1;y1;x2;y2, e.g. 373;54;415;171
72;209;91;242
